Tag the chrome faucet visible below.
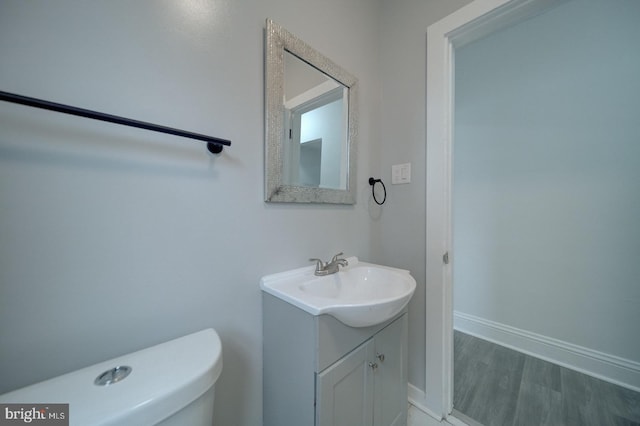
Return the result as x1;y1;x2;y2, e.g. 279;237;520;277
310;252;349;276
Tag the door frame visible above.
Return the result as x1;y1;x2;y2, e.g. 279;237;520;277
424;0;563;419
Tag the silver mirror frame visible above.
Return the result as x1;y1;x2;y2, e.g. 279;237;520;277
265;19;358;204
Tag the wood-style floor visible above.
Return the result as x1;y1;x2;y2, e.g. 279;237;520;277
453;330;640;426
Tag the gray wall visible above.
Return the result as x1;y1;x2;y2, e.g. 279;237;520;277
0;1;381;425
453;0;640;363
375;0;473;392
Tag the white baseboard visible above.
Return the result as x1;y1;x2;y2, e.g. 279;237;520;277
408;384;444;422
454;311;640;392
408;384;475;426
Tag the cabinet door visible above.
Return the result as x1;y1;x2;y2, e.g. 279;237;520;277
316;339;375;426
373;315;408;426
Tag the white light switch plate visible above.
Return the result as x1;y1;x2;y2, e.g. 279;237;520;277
392;163;411;184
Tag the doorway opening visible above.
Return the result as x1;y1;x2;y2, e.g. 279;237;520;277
425;0;640;423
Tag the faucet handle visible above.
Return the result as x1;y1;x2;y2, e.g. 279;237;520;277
309;258;325;271
331;252;344;262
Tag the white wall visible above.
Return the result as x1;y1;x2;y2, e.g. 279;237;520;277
453;0;640;369
300;99;344;188
0;1;381;424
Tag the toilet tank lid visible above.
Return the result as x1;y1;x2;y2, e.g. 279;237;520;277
0;328;223;426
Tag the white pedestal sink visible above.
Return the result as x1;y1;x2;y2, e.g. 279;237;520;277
260;257;416;327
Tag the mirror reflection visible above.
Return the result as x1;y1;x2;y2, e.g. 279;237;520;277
283;52;348;190
264;19;357;204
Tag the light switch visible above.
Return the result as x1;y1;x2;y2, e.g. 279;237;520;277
391;163;411;184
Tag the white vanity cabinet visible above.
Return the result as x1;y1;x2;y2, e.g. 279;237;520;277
263;293;408;426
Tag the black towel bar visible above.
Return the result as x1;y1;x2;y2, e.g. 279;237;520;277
0;90;231;154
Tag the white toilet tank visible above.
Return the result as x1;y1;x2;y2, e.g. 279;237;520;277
0;328;223;426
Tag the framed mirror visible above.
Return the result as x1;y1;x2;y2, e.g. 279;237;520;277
265;19;358;204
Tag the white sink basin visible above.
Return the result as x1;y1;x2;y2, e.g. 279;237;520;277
260;257;416;327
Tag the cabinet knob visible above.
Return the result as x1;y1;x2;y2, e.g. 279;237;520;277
368;362;378;370
377;353;385;362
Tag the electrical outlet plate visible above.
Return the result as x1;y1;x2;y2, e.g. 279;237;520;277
392;163;411;184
